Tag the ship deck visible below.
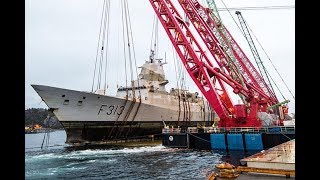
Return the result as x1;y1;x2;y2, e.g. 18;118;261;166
240;139;295;171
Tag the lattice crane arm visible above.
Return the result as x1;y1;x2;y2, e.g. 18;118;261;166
149;0;280;127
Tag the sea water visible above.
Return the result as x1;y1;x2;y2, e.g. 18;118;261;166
25;130;249;179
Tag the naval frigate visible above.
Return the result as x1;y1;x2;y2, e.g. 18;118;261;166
32;53;214;145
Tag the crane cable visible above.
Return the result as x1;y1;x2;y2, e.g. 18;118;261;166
123;0;134;91
97;0;110;91
170;36;184;92
125;0;141;98
218;0;294;100
172;44;180;91
217;5;295;11
236;13;288;101
200;0;295;11
265;70;287;100
91;0;107;92
150;15;156;53
172;43;181;124
149;14;159;60
121;0;129;93
103;0;111;94
121;0;139;99
246;23;295;100
172;39;188;124
116;1;121;89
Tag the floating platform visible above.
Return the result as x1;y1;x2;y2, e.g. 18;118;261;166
238;139;295;177
162;126;295;151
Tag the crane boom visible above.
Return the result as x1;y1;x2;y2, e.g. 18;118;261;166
202;0;278;103
235;11;276;98
149;0;280;127
149;0;254;126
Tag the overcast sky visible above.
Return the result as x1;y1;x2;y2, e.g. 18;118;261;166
26;0;295;113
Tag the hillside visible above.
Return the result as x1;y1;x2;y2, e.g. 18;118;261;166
25;108;63;129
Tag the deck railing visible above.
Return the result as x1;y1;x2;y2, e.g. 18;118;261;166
162;126;295;134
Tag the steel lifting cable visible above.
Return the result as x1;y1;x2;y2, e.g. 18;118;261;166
186;95;191;123
217;5;295;11
124;0;141;130
126;2;144;132
103;0;111;94
106;0;129;140
202;97;206;122
177;55;184;90
150;14;156;52
173;45;187;124
170;40;183;91
172;44;184;91
178;58;188;125
107;0;130;140
116;1;121;90
266;70;287;101
218;0;251;49
121;0;128;92
126;101;142;138
279;131;292;140
246;23;295;100
125;0;141;98
182;95;186;124
123;0;134;96
113;0;131;139
219;0;294;100
97;3;106;90
172;44;181;125
108;99;130;139
172;45;179;90
97;0;110;90
115;99;135;139
187;132;211;143
91;0;107;92
181;65;191;124
181;70;189;124
155;19;159;58
114;0;139;139
150;14;159;59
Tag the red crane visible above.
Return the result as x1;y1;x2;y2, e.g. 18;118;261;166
149;0;280;128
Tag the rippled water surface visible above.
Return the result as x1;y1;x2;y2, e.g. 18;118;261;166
25;130;250;179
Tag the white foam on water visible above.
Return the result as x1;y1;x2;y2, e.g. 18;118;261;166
117;144;167;153
26;145;173;162
72;145;168;156
87;159;96;163
26;166;87;177
25;153;57;162
98;158;117;163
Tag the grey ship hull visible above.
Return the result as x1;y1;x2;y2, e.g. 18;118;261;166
32;85;214;145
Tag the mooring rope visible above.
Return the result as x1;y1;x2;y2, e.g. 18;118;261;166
186;132;211;143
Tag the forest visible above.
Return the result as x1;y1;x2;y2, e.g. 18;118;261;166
25;108;63;129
